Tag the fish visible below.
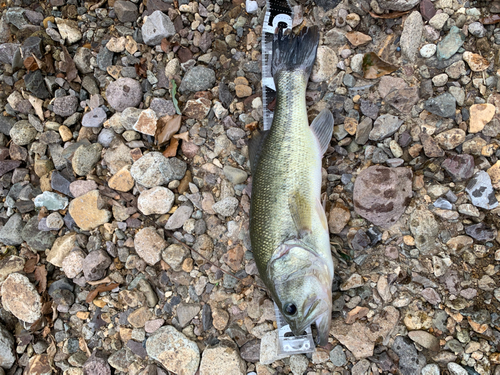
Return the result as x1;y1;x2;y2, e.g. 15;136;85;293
249;26;334;346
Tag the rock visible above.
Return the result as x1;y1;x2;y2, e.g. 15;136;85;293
434;129;465;150
408;330;439;351
46;232;77;267
55;18;82;44
340;273;364;290
429;13;449;30
392;336;426;375
240;339;260;363
469;104;495;133
465;171;498;210
0;43;20;65
179;66;216;93
68;190;112;231
69;180;98;197
1;273;42;323
488;161;500;185
165;205;194;230
73;143;103;176
61;250;85;279
9;120;37;146
468;22;486;38
83;250;112;281
199;340;246;375
74;47;93;74
162;244;188;271
133;108;157;136
130;152;186;188
328;202;350;234
108;165;134;192
420;44;437;58
142;10;175;45
353;166;412;228
128;306;152;328
134;227;166;265
106;78;142;112
108;348;138;372
114;0;138;23
223;166;248;185
53;95;79;117
311;46;338;83
146;326;200;375
355;117;372;144
369;114;404;141
448;362;468;375
463;51;489;72
21;217;55;252
329;345;347;366
379;0;419;11
442;155;474;181
410;207;439;253
83;351;111;375
0;324;15;369
437;26;465;60
400;11;423;63
24;70;50;99
184;98;211;120
138;186;175;215
0;213;24;246
465;223;497;242
82;107;107;128
212;197;239;217
176;303;200;327
424;92;456;118
420;133;444;158
260;330;288;365
331;306;399;359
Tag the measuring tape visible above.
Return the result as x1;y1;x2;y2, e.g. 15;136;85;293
261;0;293;131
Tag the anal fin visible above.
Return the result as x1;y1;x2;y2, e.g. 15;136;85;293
310;109;334;155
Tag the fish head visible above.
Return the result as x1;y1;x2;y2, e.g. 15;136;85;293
267;241;333;346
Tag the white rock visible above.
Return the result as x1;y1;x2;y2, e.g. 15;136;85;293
429;13;449;30
246;0;258;13
311;46;338;83
420;44;436;58
137;186;175;215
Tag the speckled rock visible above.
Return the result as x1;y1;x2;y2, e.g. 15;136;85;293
199;340;246;375
1;273;42;323
105;78;142;112
134;227;166;265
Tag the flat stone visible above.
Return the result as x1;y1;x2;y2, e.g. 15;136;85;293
353;166;412;228
420;133;444;157
408;330;439;351
24;70;50;99
83;249;112;281
463;51;489;72
108;165;134;192
165;205;194;230
106;78;142;112
114;0;138;22
55;18;82;44
34;191;68;211
10;120;37;146
179;66;216;93
133;108;157;136
184;98;211;120
340;273;364;290
146;326;200;375
369;114;404;141
410;207;439;253
400;11;423;63
379;0;419;11
46;232;77;267
21;217;56;252
68;190;112;231
0;324;15;369
69;180;98;197
138;186;175;215
311;46;338;83
199;340;246;375
424;92;456;118
434;129;465;150
82;107;107;128
223;165;248;185
134;227;166;265
437;26;465;60
465;223;497;242
448;362;468;375
328;202;351;234
72;143;103;176
465;170;498;210
469;104;495;133
1;273;42;323
442;154;474;181
0;213;24;246
392;336;426;375
142;10;175;45
83;351;111;375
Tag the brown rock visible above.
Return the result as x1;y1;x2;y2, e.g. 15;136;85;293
184;98;211;120
134;227;166;265
345;306;369;324
68;190;112;231
1;273;42;323
345;31;372;46
235;85;252;98
28;354;52;375
446;235;473;252
328;202;350;234
133;108;157;136
34;158;54;177
212;308;229;331
469;104;495;133
420;133;444;157
487;161;500;184
59;125;73;142
343;117;357;135
434;129;466;150
46;232;77;267
463;51;490;72
408;330;440;351
108;165;134;192
128;306;152;328
353;166;413;228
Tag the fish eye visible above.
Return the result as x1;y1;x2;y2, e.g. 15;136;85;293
284;303;297;316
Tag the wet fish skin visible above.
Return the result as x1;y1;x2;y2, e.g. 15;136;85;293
249;26;334;345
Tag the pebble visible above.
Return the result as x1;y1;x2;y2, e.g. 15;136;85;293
353;166;412;227
133;108;157;136
400;11;423;63
329;345;347;366
212;197;239;217
68;190;112;231
165;205;194;230
179;66;216;93
0;325;15;369
408;330;439;351
448;362;468;375
82;107;107;128
0;213;24;246
130;152;186;188
34;191;68;211
223;166;248;184
379;0;419;11
114;0;138;22
424;92;456;118
465;223;497;242
1;273;42;323
61;250;85;279
410;207;439;253
53;95;79;117
392;336;426;375
468;22;486;38
465;171;498;210
134;227;166;265
420;44;436;58
146;326;200;375
199;340;246;375
55;18;82;44
434;129;465;150
105;78;142;112
429;13;449;30
469;103;495;133
442;154;474;181
138;186;175;215
436;26;465;60
311;46;338;83
463;51;490;72
83;249;111;281
369;114;404;141
142;10;175;46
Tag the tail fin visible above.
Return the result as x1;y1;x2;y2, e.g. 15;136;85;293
271;26;320;78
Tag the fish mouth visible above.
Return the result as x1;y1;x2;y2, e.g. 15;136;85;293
288;298;331;343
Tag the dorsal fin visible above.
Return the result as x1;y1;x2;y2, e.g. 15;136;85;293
310;109;334;155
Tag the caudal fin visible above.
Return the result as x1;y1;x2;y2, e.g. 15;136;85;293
272;26;320;78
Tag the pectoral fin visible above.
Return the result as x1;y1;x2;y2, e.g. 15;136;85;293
289;192;312;238
316;198;328;231
310;109;334;155
249;129;269;174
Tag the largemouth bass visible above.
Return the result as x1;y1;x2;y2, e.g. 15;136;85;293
249;26;334;346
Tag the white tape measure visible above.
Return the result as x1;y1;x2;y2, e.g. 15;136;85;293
261;0;293;131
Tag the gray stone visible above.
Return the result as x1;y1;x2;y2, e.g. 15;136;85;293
329;345;347;366
447;362;467;375
4;8;27;29
130;152;186;188
24;70;50;99
0;213;24;246
106;78;142;112
379;0;419;11
392;336;426;375
465;170;498;210
199;340;246;375
1;273;42;323
138;186;175;215
83;250;112;281
96;46;114;71
369;114;404;141
465;223;497;242
74;48;93;74
400;11;423;63
0;115;15;136
72;143;103;176
179;66;216;93
410;207;439;253
146;326;200;375
82;107;107;127
134;227;166;265
424;92;456;118
0;324;15;369
436;26;465;60
165;205;194;230
83;351;111;375
162;244;188;272
442;154;474;181
223;166;248;185
9;120;37;146
468;22;486;38
150;98;176;118
0;43;20;65
97;128;116;147
142;10;175;46
21;216;56;251
212;197;239;217
353;166;412;228
53;95;79;117
355;117;372;145
114;0;138;23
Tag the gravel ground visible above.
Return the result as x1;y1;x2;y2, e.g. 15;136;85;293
0;0;499;374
